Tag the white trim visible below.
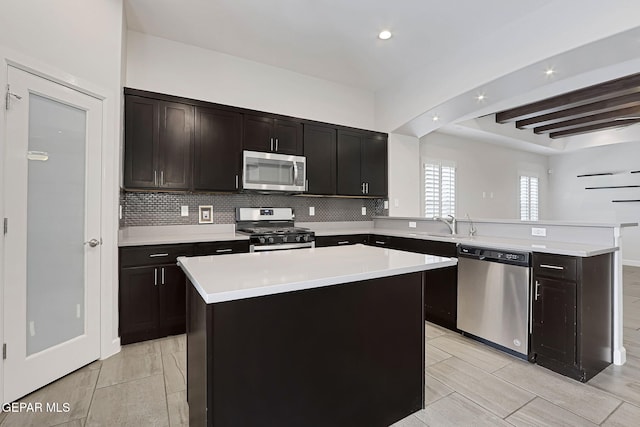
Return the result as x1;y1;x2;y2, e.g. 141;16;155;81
0;48;122;402
613;226;626;365
623;259;640;267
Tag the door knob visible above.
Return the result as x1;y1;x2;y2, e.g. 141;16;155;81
85;238;101;247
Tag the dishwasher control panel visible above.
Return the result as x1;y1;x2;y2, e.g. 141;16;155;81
458;245;530;267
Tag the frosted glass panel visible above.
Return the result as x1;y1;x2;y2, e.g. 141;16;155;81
26;93;86;355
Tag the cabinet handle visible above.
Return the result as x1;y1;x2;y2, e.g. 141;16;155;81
366;182;369;194
160;171;164;186
154;268;158;286
161;267;165;285
540;264;564;270
375;240;386;245
235;174;239;189
534;280;540;301
154;170;157;186
215;248;233;253
149;253;169;258
270;137;274;151
530;281;534;333
275;138;279;152
337;241;350;245
361;183;365;194
305;179;308;191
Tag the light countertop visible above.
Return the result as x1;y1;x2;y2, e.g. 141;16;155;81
119;223;618;257
178;244;457;303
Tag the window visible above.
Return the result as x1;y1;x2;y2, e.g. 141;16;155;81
520;175;539;221
424;160;456;218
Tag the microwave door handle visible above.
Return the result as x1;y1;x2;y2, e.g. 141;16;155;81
293;161;298;183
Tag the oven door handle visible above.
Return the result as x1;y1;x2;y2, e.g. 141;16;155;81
251;242;314;252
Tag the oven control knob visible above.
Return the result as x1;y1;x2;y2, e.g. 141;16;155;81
302;235;309;242
295;235;302;242
268;237;275;244
258;237;266;244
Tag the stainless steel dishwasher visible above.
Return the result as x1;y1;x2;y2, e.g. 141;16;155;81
457;245;531;358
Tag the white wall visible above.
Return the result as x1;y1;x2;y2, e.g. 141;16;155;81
126;31;376;130
548;141;640;264
0;1;124;401
387;134;421;217
420;132;549;220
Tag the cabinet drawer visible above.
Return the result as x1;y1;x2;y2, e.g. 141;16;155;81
315;235;368;247
533;253;577;281
195;240;250;256
120;244;194;267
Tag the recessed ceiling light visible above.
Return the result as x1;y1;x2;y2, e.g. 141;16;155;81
378;30;392;40
476;93;486;102
545;67;555;76
432;115;440;121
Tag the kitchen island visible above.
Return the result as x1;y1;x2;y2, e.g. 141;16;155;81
178;244;457;427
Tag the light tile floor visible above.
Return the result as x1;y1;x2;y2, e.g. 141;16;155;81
2;266;640;426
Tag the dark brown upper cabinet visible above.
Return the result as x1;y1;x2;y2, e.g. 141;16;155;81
337;130;387;197
124;95;193;190
193;106;242;192
243;114;303;155
303;124;337;195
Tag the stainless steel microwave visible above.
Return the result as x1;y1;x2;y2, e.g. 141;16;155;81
242;150;306;192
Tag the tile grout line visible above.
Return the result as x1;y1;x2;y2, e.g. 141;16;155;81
598;400;624;426
82;362;102;427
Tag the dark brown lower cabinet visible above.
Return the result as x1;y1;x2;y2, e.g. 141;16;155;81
531;252;612;382
119;241;249;345
366;235;458;331
314;234;369;247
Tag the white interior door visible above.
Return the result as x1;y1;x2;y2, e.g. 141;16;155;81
3;66;102;402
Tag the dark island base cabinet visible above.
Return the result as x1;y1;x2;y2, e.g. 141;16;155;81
119;241;249;345
187;272;425;427
314;234;369;247
531;252;612;382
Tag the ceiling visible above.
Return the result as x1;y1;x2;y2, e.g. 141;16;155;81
495;73;640;139
124;0;554;91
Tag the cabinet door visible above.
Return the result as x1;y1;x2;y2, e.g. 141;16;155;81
193;107;242;191
532;277;577;365
304;124;336;194
361;135;387;196
273;119;303;155
119;266;159;344
124;96;159;189
425;266;458;330
158;265;187;336
158;101;193;190
337;130;363;196
243;115;273;152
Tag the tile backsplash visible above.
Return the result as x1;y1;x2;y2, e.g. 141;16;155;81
121;192;387;227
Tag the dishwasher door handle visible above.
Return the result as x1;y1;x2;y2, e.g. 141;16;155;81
534;280;541;301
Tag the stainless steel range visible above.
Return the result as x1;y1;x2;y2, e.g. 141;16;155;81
236;207;315;252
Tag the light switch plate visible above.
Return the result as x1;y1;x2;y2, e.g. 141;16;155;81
309;206;315;216
181;206;189;217
361;207;367;215
531;227;547;237
409;221;417;228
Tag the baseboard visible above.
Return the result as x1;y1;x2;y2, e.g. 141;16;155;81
623;259;640;267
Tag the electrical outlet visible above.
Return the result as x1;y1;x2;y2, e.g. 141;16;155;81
361;207;367;215
181;206;189;217
309;206;315;216
384;200;389;209
531;227;547;237
394;199;399;207
409;221;417;228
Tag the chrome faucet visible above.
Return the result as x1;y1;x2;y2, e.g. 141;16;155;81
466;213;477;237
434;215;457;235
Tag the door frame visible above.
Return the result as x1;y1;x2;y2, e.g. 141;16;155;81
0;48;122;404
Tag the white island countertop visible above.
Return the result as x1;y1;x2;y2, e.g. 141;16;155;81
178;244;457;304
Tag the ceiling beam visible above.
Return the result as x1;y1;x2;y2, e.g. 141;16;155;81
534;105;640;134
515;92;640;129
495;72;640;123
549;118;640;139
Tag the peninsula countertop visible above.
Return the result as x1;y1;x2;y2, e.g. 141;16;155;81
177;244;457;304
